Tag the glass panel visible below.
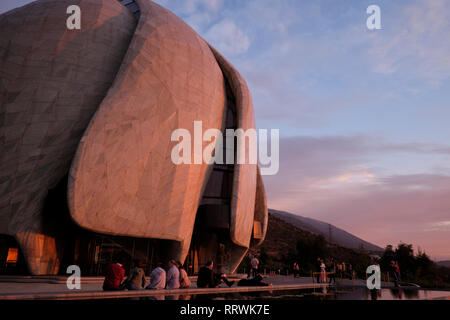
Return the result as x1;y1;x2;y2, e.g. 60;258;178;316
6;248;19;263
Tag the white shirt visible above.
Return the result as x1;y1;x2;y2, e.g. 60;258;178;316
148;267;166;289
166;265;180;289
251;257;259;268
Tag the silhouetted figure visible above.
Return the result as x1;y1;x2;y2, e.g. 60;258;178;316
328;260;336;285
370;288;379;300
293;262;300;278
197;261;234;288
237;274;271;287
391;261;400;287
216;243;226;274
316;258;321;283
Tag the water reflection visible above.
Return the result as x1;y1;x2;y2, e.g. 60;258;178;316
128;287;450;301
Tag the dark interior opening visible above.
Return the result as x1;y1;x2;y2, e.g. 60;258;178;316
186;77;241;275
0;234;28;275
37;174;179;276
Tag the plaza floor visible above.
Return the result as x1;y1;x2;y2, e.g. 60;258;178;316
0;274;344;300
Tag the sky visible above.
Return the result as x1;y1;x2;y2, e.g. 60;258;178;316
1;0;450;260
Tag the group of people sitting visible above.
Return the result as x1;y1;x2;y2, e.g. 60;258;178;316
102;257;271;291
103;258;190;291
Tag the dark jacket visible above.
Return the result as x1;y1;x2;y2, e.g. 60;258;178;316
197;266;215;288
237;275;270;287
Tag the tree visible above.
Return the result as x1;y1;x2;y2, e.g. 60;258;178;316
379;243;450;288
395;243;415;280
380;244;395;271
295;234;328;271
415;251;434;280
259;247;272;270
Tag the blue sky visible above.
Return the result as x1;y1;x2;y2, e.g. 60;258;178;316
2;0;449;260
155;0;450;171
153;0;450;260
162;0;450;137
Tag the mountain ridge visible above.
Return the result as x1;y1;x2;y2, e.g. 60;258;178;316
437;261;450;268
269;209;384;253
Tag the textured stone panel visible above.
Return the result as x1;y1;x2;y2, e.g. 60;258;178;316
253;167;268;247
208;46;258;249
1;0;267;276
68;0;226;262
0;0;136;274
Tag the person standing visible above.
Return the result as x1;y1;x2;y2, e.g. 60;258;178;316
103;256;126;291
338;262;343;279
216;243;226;275
328;260;336;284
166;259;180;289
293;262;300;278
146;262;166;290
392;261;401;287
320;259;327;283
316;257;322;283
395;261;400;282
251;255;259;278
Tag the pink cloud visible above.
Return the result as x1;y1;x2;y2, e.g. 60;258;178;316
264;136;450;260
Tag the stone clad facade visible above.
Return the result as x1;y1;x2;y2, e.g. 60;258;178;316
0;0;268;275
0;0;137;275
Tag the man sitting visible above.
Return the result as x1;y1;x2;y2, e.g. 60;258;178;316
124;259;146;290
146;262;166;290
166;259;180;289
197;261;234;288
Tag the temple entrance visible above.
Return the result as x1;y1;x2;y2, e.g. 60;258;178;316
46;175;180;276
186;84;238;275
186;217;234;276
58;230;174;276
0;173;182;276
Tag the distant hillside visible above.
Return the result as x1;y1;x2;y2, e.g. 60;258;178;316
270;209;383;253
246;213;374;276
437;261;450;268
254;212;312;260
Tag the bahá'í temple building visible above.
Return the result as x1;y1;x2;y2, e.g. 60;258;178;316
0;0;268;275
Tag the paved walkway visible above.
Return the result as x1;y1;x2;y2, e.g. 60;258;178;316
0;275;338;300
